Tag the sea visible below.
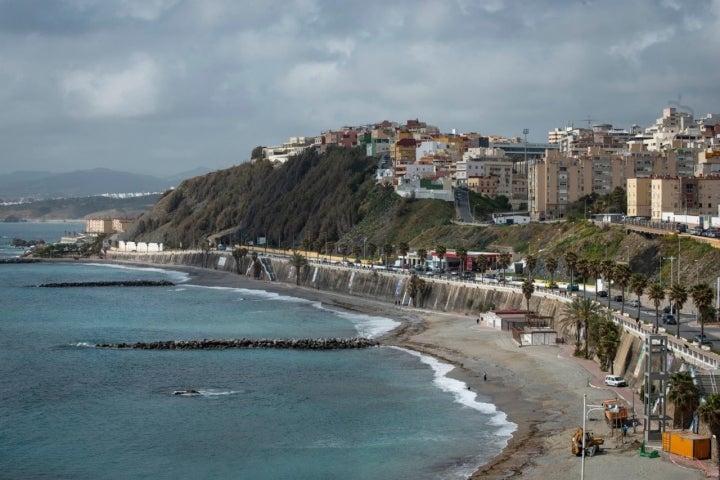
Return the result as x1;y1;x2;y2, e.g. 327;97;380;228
0;222;515;480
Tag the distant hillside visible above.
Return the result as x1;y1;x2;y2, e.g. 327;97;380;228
0;167;212;201
0;194;162;221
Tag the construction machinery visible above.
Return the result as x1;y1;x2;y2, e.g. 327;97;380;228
571;427;604;456
602;398;628;427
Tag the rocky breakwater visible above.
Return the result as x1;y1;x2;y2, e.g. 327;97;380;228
96;337;379;350
38;280;175;288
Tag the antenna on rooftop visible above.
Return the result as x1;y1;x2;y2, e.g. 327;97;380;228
584;116;596;128
668;93;695;117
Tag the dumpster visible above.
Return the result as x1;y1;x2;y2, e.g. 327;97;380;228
662;431;711;460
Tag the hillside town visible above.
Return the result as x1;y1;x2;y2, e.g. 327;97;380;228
258;106;720;225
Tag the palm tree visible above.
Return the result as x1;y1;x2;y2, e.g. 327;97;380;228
647;281;665;333
601;260;615;308
559;297;602;358
614;264;632;315
691;283;714;343
477;255;488;282
630;273;647;320
576;258;590;295
232;247;249;274
545;256;558;289
592;315;620;372
398;242;409;268
417;248;428;270
698;394;720;464
525;254;537;280
668;283;688;338
289;252;308;285
667;371;699;429
589;259;601;301
456;247;468;274
383;242;393;269
498;252;512;283
407;274;428;307
564;251;578;289
367;242;378;260
435;244;447;272
521;278;535;317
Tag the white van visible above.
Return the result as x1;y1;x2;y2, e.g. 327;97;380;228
604;375;626;387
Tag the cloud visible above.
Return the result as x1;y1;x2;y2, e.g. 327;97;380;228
116;0;179;21
61;55;162;118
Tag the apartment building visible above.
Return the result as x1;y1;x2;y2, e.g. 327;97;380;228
86;218;113;234
627;177;720;220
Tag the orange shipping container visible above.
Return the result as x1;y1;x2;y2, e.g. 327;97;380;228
662;431;711;460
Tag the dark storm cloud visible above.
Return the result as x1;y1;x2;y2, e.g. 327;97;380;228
0;0;718;176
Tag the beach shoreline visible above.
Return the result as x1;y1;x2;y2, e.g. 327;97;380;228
97;259;706;480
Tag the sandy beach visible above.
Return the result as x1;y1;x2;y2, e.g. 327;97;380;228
116;261;709;480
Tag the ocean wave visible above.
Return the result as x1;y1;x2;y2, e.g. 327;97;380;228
389;346;517;439
88;263;190;284
315;305;399;339
172;388;242;397
70;342;96;348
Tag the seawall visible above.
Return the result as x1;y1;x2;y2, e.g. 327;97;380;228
106;250;568;320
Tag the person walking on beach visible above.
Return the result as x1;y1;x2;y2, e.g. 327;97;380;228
483;372;487;381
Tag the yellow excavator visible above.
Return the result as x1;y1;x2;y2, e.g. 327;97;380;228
571;427;604;457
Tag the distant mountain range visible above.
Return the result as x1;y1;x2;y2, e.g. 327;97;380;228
0;167;212;202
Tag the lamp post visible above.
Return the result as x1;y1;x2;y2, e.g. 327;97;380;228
523;128;529;216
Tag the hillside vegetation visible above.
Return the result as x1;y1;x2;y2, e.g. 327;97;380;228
125;146;720;287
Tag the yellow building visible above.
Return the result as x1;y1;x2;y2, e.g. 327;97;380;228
86;218;113;234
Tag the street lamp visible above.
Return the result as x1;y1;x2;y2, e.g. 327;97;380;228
523;128;529;216
667;256;675;288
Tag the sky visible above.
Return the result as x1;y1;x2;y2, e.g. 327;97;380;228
1;0;719;177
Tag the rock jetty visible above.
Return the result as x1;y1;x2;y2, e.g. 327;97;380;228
96;337;379;350
38;280;175;287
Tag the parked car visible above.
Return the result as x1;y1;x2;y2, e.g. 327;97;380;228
662;314;676;325
566;284;580;292
612;294;623;302
604;375;627;387
628;299;641;308
598;290;608;297
545;281;558;289
694;334;713;345
663;305;672;314
688;227;703;235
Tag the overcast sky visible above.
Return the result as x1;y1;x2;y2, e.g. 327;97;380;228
1;0;719;177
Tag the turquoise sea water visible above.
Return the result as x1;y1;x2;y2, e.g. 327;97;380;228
0;223;514;479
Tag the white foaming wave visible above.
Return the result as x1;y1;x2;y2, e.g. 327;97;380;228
390;346;517;438
314;304;400;339
198;389;242;397
70;342;95;348
88;263;191;284
186;284;316;305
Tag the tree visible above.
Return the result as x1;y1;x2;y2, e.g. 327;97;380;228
613;264;632;315
590;315;620;372
435;244;447;271
476;255;488;282
525;254;537;280
398;242;409;267
232;247;249;274
545;256;558;289
383;242;394;268
407;274;429;307
564;251;578;288
522;278;535;313
692;283;714;342
498;252;512;283
576;258;590;295
367;242;378;260
647;281;665;333
630;273;648;320
250;145;265;160
559;297;602;357
601;260;615;308
289;252;308;285
668;283;688;338
667;371;699;429
589;259;601;301
698;394;720;465
417;248;428;269
456;247;468;274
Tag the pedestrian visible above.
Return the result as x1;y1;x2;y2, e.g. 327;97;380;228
476;318;479;325
622;423;628;439
483;372;487;381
